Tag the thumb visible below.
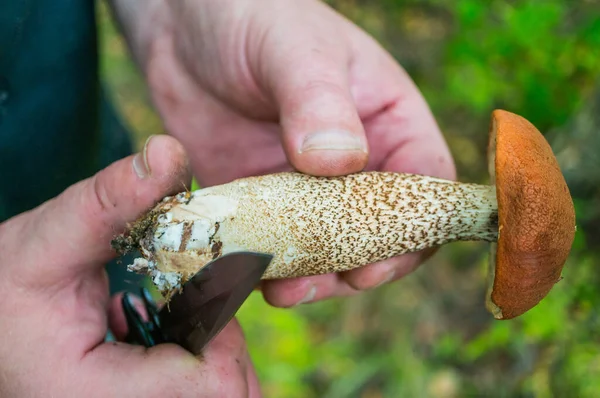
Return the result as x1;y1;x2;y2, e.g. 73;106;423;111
83;318;260;397
2;134;191;286
254;3;368;176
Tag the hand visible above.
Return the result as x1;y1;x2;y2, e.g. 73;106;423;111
0;136;260;397
126;0;456;306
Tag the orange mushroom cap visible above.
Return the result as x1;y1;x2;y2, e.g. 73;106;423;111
485;110;576;320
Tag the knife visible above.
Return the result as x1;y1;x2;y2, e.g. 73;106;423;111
121;251;274;355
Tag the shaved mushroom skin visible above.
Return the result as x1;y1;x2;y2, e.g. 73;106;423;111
113;109;576;320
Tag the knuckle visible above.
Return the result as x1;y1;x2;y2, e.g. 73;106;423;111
91;175;117;215
85;175;118;229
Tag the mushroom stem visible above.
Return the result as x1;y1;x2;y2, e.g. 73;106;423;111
116;172;498;291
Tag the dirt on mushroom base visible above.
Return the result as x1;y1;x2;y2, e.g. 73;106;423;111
111;206;166;256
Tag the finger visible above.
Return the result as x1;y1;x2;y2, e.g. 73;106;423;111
261;274;357;308
252;1;368;176
4;135;192;286
245;350;262;398
82;319;256;398
107;292;150;342
349;29;456;181
364;91;457;180
341;248;438;290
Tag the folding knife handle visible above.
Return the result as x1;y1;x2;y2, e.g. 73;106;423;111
122;288;166;348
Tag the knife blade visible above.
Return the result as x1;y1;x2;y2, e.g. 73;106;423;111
159;251;273;354
122;251;273;355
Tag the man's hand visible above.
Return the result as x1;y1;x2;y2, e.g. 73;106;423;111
111;0;456;307
0;136;260;397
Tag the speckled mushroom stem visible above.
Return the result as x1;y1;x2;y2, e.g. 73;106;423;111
116;171;499;295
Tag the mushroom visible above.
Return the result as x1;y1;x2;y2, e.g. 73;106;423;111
113;110;576;320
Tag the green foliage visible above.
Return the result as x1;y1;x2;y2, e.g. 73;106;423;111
238;293;317;398
434;0;600;130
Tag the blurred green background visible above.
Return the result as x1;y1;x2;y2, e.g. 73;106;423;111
97;1;600;397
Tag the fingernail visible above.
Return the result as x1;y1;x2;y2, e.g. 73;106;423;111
299;130;367;153
133;135;155;179
373;269;395;289
295;284;317;305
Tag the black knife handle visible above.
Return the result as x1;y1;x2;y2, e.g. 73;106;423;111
122;288;167;347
